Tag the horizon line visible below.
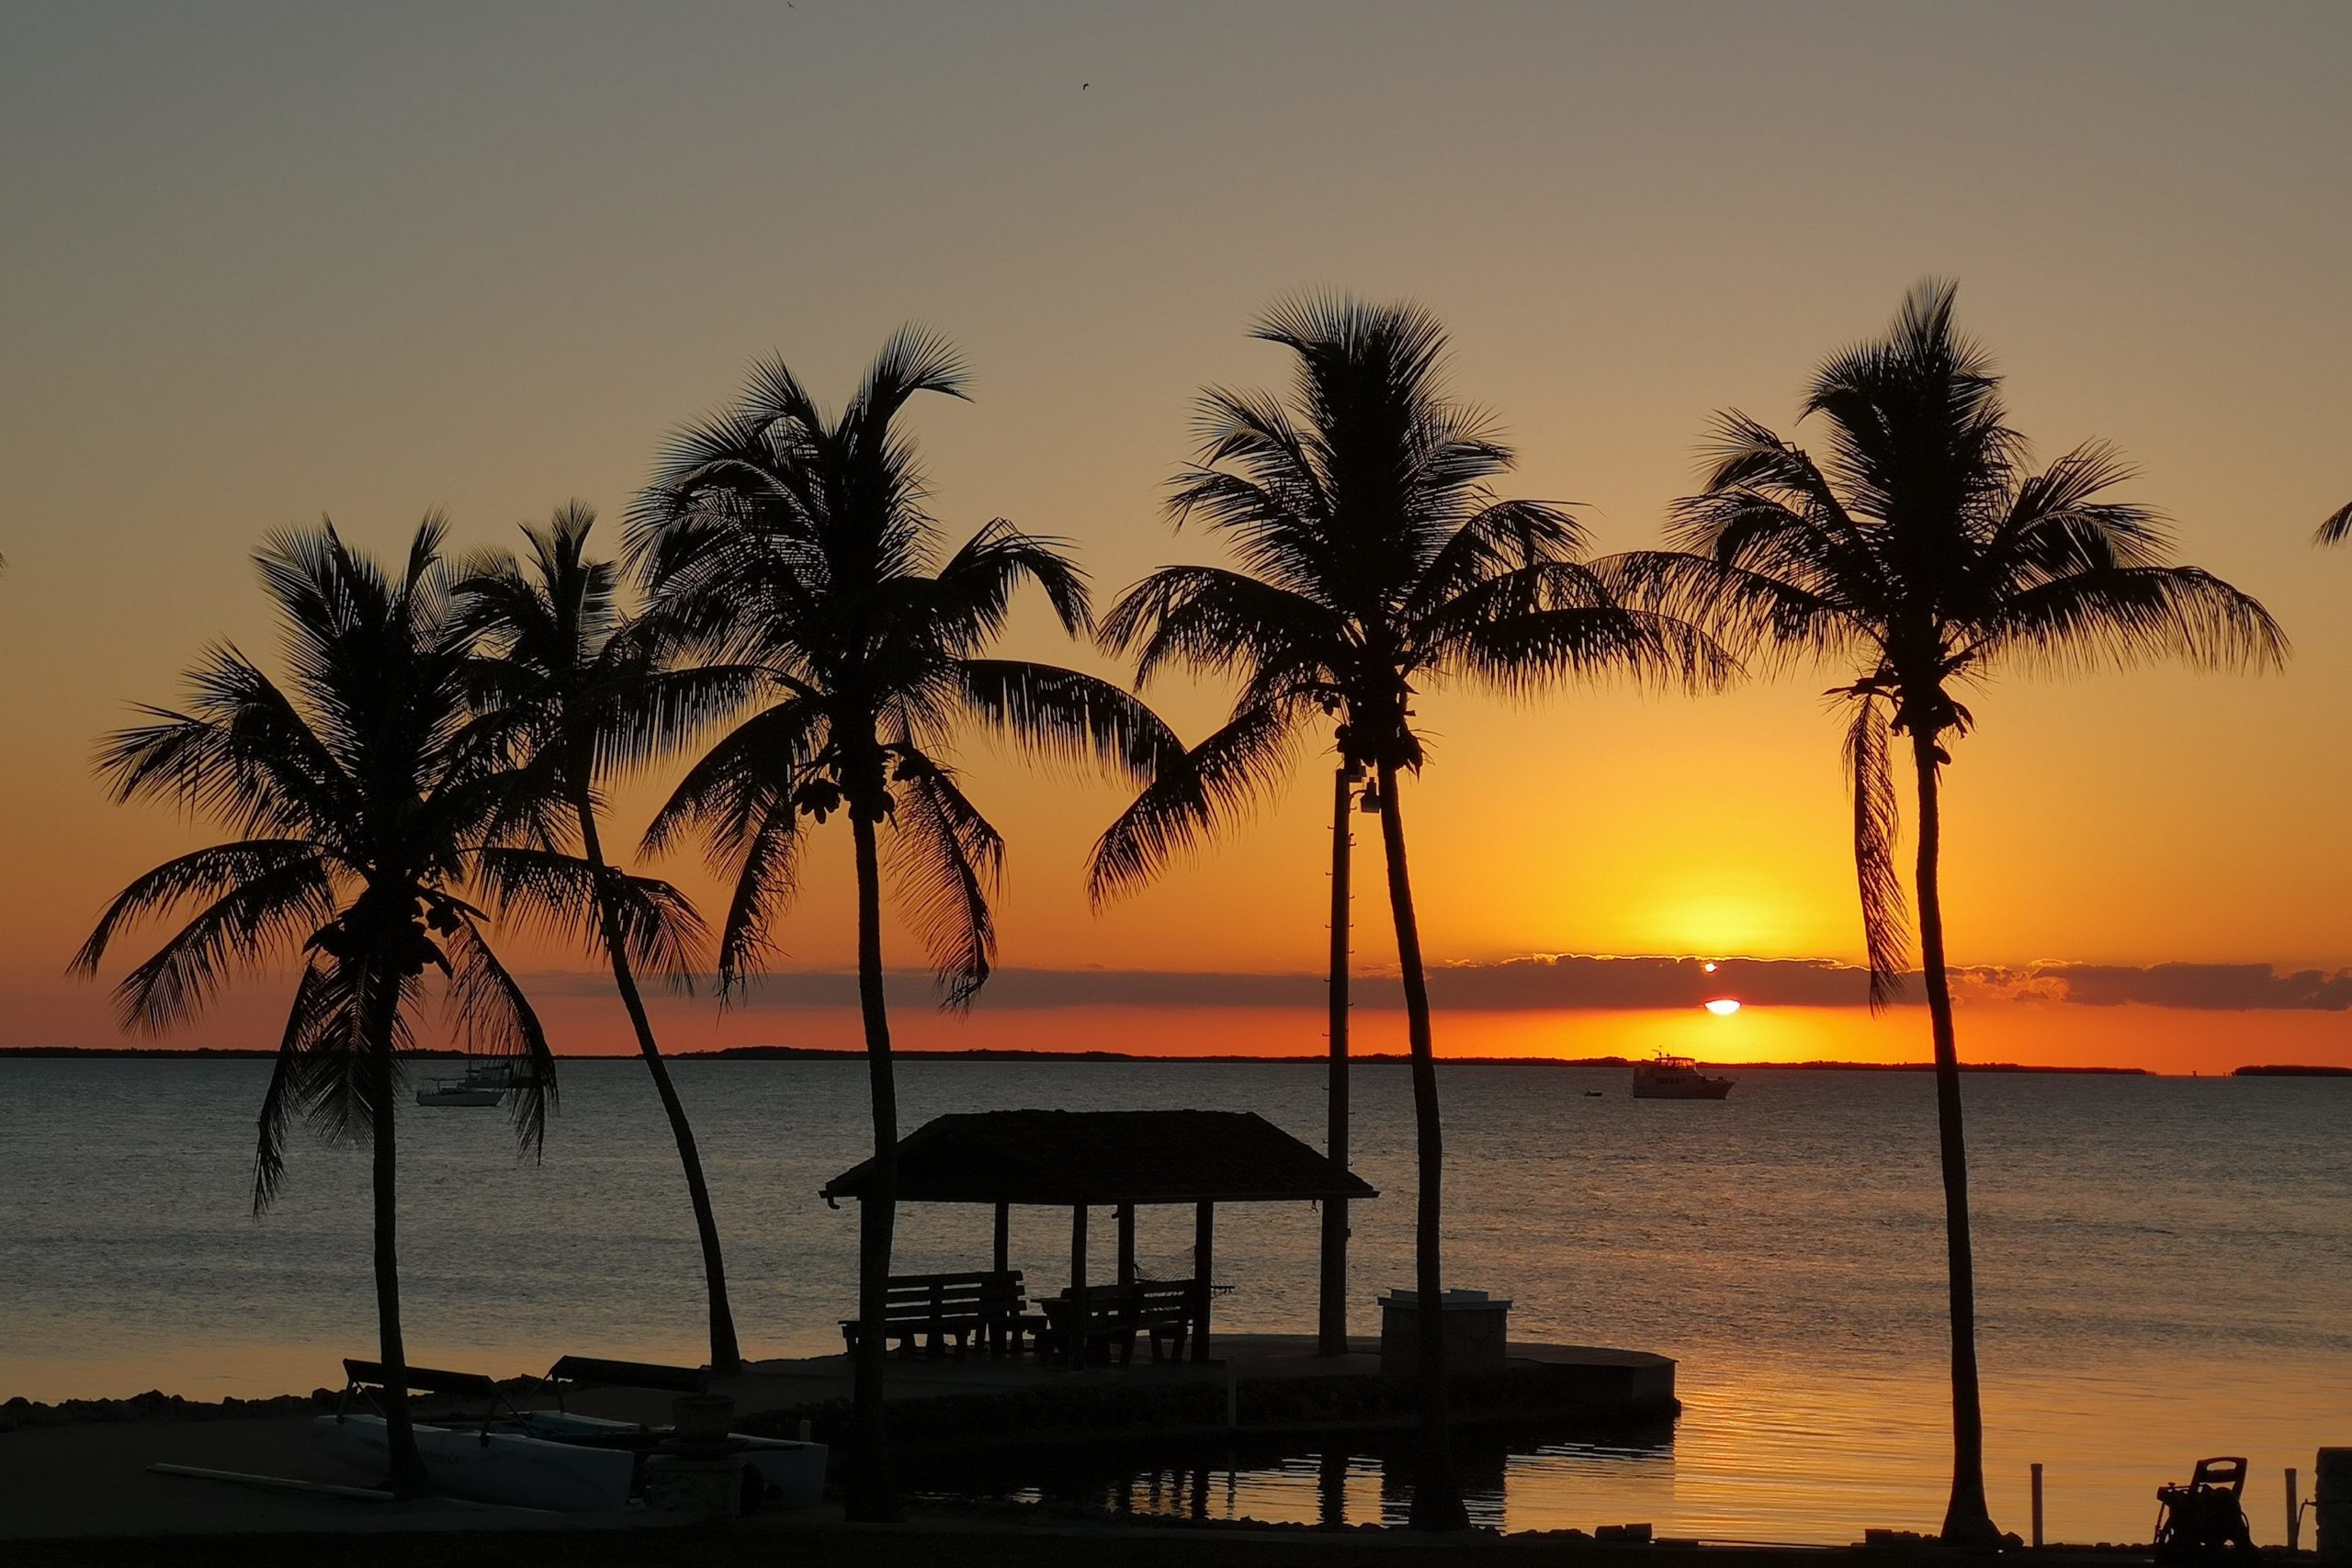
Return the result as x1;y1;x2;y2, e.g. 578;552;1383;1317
9;1044;2348;1079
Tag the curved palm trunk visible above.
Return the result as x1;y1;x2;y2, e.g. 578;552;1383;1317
574;796;742;1377
1317;762;1352;1357
1374;761;1467;1532
844;809;902;1523
361;959;428;1499
1909;732;1997;1547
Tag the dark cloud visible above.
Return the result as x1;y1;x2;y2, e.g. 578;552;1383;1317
2001;962;2352;1012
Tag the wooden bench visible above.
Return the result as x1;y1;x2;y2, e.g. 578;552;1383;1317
1035;1279;1199;1366
841;1269;1026;1358
1133;1279;1198;1362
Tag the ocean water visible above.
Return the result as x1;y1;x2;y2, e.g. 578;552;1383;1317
2;1056;2346;1543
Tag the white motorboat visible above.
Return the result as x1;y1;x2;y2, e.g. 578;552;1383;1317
415;1058;522;1107
1631;1052;1735;1100
414;1077;503;1107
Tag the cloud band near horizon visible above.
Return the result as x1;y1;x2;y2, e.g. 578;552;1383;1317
527;954;2352;1014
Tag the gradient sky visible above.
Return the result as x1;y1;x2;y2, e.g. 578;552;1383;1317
4;2;2347;1068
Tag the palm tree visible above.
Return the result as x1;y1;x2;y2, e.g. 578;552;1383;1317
452;503;748;1374
627;330;1176;1520
72;519;560;1498
1090;295;1726;1531
2317;502;2351;544
1626;280;2284;1544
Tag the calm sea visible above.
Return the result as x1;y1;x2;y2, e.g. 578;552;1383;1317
2;1057;2345;1543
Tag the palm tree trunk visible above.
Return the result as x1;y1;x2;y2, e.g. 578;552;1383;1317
1910;731;1997;1547
1374;760;1467;1532
574;795;742;1377
1317;761;1352;1358
844;808;902;1523
362;961;428;1499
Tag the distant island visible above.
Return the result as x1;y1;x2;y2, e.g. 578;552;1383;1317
2232;1064;2352;1077
0;1044;2154;1074
678;1045;2156;1073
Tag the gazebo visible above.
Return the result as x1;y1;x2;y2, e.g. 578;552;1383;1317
820;1109;1377;1362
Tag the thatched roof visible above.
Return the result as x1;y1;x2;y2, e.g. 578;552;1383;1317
820;1110;1377;1207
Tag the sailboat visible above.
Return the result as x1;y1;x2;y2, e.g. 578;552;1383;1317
414;1052;517;1108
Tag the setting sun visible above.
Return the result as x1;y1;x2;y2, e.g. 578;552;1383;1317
1704;998;1743;1016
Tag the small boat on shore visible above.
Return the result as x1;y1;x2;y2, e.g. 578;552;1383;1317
311;1410;826;1513
1632;1053;1735;1100
311;1356;827;1515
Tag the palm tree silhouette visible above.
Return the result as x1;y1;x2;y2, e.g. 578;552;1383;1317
628;330;1175;1520
1625;280;2284;1544
452;504;747;1374
1091;295;1725;1531
2317;502;2351;544
72;519;560;1498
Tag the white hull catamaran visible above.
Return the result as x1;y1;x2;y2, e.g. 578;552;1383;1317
312;1358;828;1514
310;1411;827;1512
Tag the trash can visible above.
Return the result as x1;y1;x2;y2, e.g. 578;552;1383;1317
2319;1448;2352;1567
1377;1288;1510;1377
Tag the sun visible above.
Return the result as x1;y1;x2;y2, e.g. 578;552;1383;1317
1703;998;1742;1016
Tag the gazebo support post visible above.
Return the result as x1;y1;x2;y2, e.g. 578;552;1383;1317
1116;1203;1136;1288
1069;1204;1089;1368
1192;1201;1215;1362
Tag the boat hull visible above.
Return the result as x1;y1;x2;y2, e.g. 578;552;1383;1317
311;1413;637;1511
311;1411;829;1513
1632;1077;1734;1100
416;1088;503;1107
513;1411;829;1510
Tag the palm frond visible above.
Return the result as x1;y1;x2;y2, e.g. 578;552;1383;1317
96;650;356;845
853;325;970;424
252;960;343;1213
1843;696;1909;1010
445;922;559;1161
1600;549;1854;669
473;845;707;990
1446;604;1739;696
883;751;1002;1009
2315;501;2352;546
1099;566;1338;688
71;841;330;976
957;660;1184;784
640;698;820;868
1403;499;1589;621
1981;441;2171;587
1966;565;2288;676
1087;699;1305;905
928;519;1093;641
102;852;339;1033
712;801;805;996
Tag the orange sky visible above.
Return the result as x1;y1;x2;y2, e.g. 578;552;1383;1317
3;4;2348;1071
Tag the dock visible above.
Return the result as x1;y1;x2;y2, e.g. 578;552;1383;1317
699;1334;1678;1457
